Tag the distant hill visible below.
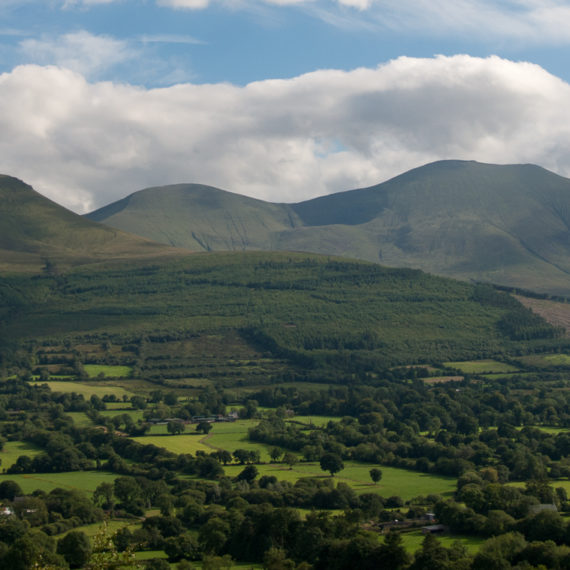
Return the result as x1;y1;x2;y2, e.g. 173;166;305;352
87;161;570;295
0;175;183;273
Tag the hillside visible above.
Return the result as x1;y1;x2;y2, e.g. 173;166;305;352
87;161;570;295
1;251;565;384
87;183;303;251
0;175;184;273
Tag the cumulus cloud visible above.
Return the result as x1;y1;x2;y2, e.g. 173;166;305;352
0;55;570;213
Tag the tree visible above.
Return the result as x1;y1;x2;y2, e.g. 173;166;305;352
283;452;298;470
0;479;23;500
270;447;282;463
85;521;142;569
196;421;213;435
167;421;185;435
319;453;344;477
374;530;410;569
236;465;258;483
370;467;382;484
409;533;450;570
93;482;115;511
57;531;92;568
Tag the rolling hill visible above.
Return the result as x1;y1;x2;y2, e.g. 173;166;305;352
87;161;570;295
0;174;184;273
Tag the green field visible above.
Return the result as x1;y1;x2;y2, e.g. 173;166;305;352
444;359;520;374
0;440;42;469
221;462;456;501
399;530;484;554
98;409;145;422
518;353;570;368
83;364;132;378
0;470;118;494
130;434;212;455
287;415;341;427
39;381;135;399
204;420;277;461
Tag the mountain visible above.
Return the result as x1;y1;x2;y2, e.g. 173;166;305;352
0;175;183;273
87;183;303;251
87;161;570;296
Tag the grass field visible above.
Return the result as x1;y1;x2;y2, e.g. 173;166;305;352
130;434;212;455
287;415;341;427
0;470;118;494
203;420;276;462
67;412;94;427
0;440;42;469
444;360;520;374
98;409;146;422
83;364;132;378
39;381;135;399
399;530;484;554
220;462;456;501
518;353;570;368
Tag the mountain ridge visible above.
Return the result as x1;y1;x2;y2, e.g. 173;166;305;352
86;160;570;295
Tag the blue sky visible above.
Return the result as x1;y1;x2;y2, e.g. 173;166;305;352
1;1;570;212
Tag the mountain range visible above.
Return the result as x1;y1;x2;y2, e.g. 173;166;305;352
87;160;570;296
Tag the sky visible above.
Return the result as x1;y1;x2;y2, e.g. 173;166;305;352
1;1;570;212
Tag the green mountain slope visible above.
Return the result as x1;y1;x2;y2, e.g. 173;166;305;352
87;161;570;295
0;175;183;272
87;183;303;251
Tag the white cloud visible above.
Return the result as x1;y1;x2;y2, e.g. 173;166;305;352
139;34;204;45
62;0;119;6
0;55;570;213
157;0;212;9
19;31;133;79
152;0;570;45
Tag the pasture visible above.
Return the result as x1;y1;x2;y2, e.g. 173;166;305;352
221;461;456;501
83;364;132;378
518;353;570;368
204;420;276;461
130;434;212;455
444;359;520;374
399;530;484;554
287;415;340;427
0;470;118;495
39;381;135;399
0;440;42;470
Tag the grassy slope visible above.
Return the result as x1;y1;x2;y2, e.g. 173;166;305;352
0;174;185;273
87;161;570;295
87;183;303;251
